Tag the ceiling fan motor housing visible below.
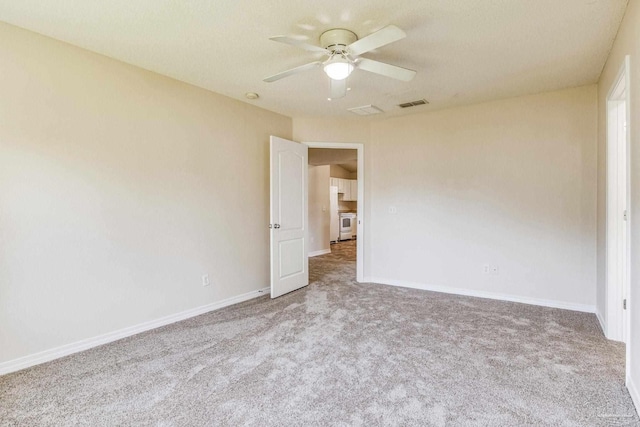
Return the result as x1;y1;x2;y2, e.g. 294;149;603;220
320;29;358;52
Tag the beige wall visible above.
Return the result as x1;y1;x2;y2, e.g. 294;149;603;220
294;86;598;309
369;86;597;306
330;164;352;179
293;118;371;144
0;22;291;364
597;0;640;404
308;165;330;254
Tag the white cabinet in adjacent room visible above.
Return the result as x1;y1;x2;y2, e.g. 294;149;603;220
342;179;351;200
350;180;358;201
337;178;347;194
330;177;358;201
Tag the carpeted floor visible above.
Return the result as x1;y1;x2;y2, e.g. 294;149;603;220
1;239;638;426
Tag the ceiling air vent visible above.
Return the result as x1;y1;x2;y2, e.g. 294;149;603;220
398;99;429;108
347;105;384;116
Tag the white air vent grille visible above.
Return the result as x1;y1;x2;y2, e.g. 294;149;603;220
398;99;429;108
347;105;384;116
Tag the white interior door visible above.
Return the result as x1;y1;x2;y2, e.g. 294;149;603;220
270;136;308;298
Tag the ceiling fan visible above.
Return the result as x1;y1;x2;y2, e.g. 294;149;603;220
264;25;416;99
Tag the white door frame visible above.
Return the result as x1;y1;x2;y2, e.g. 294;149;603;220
605;55;631;353
303;141;365;282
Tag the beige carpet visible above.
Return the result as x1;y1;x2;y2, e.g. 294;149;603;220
1;240;638;426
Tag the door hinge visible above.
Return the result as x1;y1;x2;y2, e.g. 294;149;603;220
623;299;627;310
623;210;628;221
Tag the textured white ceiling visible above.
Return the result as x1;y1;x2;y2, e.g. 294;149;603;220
0;0;628;118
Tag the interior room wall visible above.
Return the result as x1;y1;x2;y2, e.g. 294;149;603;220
308;165;330;255
0;22;292;366
330;164;352;179
294;85;597;311
596;0;640;407
368;85;597;308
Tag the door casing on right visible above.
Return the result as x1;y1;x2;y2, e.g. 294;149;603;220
605;55;631;360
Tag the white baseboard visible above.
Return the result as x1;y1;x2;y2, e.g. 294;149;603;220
0;287;270;376
308;249;331;257
628;375;640;415
365;277;596;313
596;310;606;335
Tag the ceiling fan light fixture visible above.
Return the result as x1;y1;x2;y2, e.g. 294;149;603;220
323;56;354;80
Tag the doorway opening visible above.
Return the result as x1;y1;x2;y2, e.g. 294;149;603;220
305;142;364;283
605;56;630;366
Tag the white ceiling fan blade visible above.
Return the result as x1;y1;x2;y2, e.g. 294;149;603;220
264;61;322;82
329;78;347;99
269;36;330;54
356;58;416;82
347;25;407;57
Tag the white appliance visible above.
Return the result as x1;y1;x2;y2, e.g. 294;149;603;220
339;212;357;241
330;186;339;242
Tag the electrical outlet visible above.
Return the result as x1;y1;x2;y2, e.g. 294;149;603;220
483;265;490;274
202;274;210;287
389;206;398;214
491;266;499;276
